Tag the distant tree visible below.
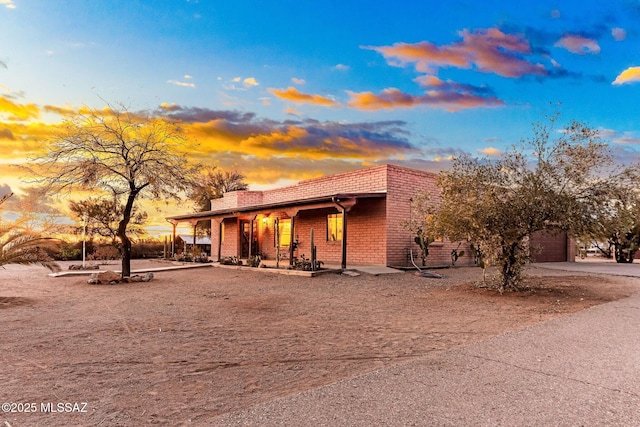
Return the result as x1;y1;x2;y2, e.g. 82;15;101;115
582;185;640;263
0;193;59;271
403;192;441;266
69;197;148;252
437;115;636;291
190;166;249;234
32;103;199;277
191;167;249;211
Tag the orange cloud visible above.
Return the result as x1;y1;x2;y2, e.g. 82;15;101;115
0;96;40;121
347;87;504;111
368;28;547;78
269;87;341;107
554;35;600;54
613;67;640;85
477;147;503;157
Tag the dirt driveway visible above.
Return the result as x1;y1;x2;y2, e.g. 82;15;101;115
0;261;636;426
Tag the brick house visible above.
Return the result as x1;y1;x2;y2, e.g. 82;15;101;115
167;164;573;268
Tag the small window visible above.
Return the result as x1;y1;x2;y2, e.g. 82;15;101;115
327;213;343;241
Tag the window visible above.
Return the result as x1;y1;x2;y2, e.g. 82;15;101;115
277;219;291;247
220;221;225;242
327;213;343;241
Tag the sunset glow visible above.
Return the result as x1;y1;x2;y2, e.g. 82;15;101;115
2;1;640;236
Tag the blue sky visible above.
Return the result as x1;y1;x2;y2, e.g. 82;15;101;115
2;0;640;232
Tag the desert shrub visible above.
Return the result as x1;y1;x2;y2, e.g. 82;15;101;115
54;242;82;261
131;241;164;259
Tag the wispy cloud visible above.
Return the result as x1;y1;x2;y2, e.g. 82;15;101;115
269;87;341;107
167;80;196;88
243;77;259;88
593;128;640;145
611;27;626;41
0;95;40;121
333;64;350;71
291;77;306;85
285;107;302;116
554;35;600;54
613;66;640;85
1;0;15;9
226;76;259;90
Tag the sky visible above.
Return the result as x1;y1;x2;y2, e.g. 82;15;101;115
2;0;640;236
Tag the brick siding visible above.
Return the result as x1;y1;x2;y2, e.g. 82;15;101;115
183;164;561;267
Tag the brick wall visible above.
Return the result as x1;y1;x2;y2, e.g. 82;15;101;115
289;198;387;265
213;165;389;210
220;219;239;258
385;165;474;268
211;191;264;210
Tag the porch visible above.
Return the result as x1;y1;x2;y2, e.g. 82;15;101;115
167;192;387;270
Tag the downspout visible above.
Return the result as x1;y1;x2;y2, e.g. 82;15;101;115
332;197;347;270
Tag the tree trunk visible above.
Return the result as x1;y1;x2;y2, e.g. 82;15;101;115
117;189;139;278
118;225;132;277
499;242;521;292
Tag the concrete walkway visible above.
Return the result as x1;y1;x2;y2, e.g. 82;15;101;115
47;261;213;277
537;260;640;277
213;262;640;426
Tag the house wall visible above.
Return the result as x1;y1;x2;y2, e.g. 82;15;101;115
385;165;475;268
211;165;389;212
530;230;571;262
291;198;387;265
204;164;566;267
210;220;220;259
219;219;239;259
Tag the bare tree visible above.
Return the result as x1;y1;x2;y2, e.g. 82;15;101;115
32;103;199;277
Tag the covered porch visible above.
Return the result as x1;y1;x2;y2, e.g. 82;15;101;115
166;192;387;270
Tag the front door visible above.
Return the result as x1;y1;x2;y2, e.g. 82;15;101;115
240;220;258;258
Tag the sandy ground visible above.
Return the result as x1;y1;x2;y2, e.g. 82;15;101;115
0;260;636;426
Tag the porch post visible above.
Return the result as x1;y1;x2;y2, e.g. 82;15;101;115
332;197;349;270
275;218;280;269
190;219;198;253
342;210;347;269
248;217;254;259
217;220;223;261
168;219;178;257
289;216;296;266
